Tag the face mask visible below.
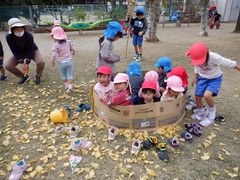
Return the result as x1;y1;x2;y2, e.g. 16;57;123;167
14;30;24;37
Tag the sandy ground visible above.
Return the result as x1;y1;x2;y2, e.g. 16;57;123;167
0;22;240;179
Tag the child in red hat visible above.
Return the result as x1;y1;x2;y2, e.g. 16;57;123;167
186;42;240;127
94;66;114;98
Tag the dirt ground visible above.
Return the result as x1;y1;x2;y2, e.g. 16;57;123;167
0;22;240;180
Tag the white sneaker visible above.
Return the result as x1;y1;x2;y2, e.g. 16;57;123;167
191;110;207;121
133;54;139;60
70;126;80;138
131;139;141;154
199;118;214;127
55;125;69;136
108;126;119;140
136;56;142;62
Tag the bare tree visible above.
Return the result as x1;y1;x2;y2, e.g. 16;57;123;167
233;8;240;33
146;0;161;42
199;0;209;36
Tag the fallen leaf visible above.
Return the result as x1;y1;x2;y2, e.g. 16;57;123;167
201;153;210;160
144;166;157;177
211;171;220;175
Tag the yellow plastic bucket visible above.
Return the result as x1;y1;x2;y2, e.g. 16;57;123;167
50;108;68;123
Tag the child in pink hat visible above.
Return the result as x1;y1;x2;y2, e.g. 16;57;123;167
186;42;240;127
51;27;76;93
138;70;161;98
161;75;184;101
101;73;131;106
94;66;114;98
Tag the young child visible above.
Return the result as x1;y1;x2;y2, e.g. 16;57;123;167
51;27;76;93
134;81;160;105
161;75;184;102
130;7;148;61
126;62;144;104
138;70;161;98
185;42;240;127
96;21;124;73
211;10;221;29
154;57;172;94
0;40;7;81
94;66;114;98
101;73;131;106
166;66;188;93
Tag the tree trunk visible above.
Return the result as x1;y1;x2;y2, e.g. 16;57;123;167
146;0;161;42
199;0;209;36
233;8;240;33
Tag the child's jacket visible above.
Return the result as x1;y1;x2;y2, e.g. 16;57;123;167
103;89;131;106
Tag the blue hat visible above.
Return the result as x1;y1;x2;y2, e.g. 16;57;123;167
126;62;142;76
104;21;124;39
136;7;144;14
154;57;172;74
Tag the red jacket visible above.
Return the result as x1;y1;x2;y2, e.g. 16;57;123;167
103;90;131;106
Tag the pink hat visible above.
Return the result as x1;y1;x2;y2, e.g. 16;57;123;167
144;70;159;87
97;66;112;75
164;75;184;95
54;20;61;26
185;42;208;66
51;26;67;40
114;73;131;93
166;66;189;86
142;81;157;90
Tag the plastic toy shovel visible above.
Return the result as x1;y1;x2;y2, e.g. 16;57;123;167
23;65;29;77
69;155;82;173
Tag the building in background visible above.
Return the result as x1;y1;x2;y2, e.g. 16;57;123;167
215;0;239;21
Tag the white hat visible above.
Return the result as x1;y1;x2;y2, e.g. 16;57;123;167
8;18;26;34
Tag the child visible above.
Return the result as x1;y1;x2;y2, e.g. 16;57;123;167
94;66;114;98
185;42;240;127
166;66;188;93
51;27;76;93
126;62;144;104
138;70;161;98
96;21;124;73
211;10;221;29
161;75;184;102
0;40;7;81
134;80;160;105
154;57;172;94
101;73;131;106
130;7;148;61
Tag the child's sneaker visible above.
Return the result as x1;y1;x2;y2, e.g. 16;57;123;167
140;137;157;150
156;143;169;162
76;103;91;112
199;117;214;127
215;116;226;124
131;139;141;154
108;126;119;140
180;131;193;143
135;56;142;62
133;53;139;60
55;125;69;136
9;159;27;180
167;137;179;150
70;126;80;138
70;139;92;150
0;76;7;81
191;110;207;121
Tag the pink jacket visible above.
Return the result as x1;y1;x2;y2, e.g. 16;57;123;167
103;90;131;106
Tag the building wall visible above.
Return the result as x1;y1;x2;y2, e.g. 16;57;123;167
215;0;239;22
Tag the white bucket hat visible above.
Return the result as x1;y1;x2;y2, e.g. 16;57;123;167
8;18;26;34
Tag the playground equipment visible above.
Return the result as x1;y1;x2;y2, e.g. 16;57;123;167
60;18;112;30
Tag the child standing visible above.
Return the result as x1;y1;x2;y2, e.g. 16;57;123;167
126;62;144;104
0;40;7;81
51;27;76;93
134;81;160;105
94;66;114;98
130;8;148;61
161;75;184;102
96;21;124;73
154;57;172;94
185;42;240;127
101;73;131;106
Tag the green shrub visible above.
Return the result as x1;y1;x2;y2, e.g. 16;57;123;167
72;7;87;21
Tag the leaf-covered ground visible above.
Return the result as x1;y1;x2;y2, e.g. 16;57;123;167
0;22;239;179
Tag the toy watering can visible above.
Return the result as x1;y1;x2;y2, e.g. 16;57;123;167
50;108;68;123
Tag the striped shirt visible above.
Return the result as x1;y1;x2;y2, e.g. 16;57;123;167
51;39;75;62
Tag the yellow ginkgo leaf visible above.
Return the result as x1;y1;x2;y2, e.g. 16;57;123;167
90;163;100;169
218;154;224;161
144;166;157;177
59;173;64;177
228;173;238;178
212;171;220;175
30;170;37;177
222;149;231;155
201;153;210;160
129;172;134;178
2;139;9;146
233;167;238;173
